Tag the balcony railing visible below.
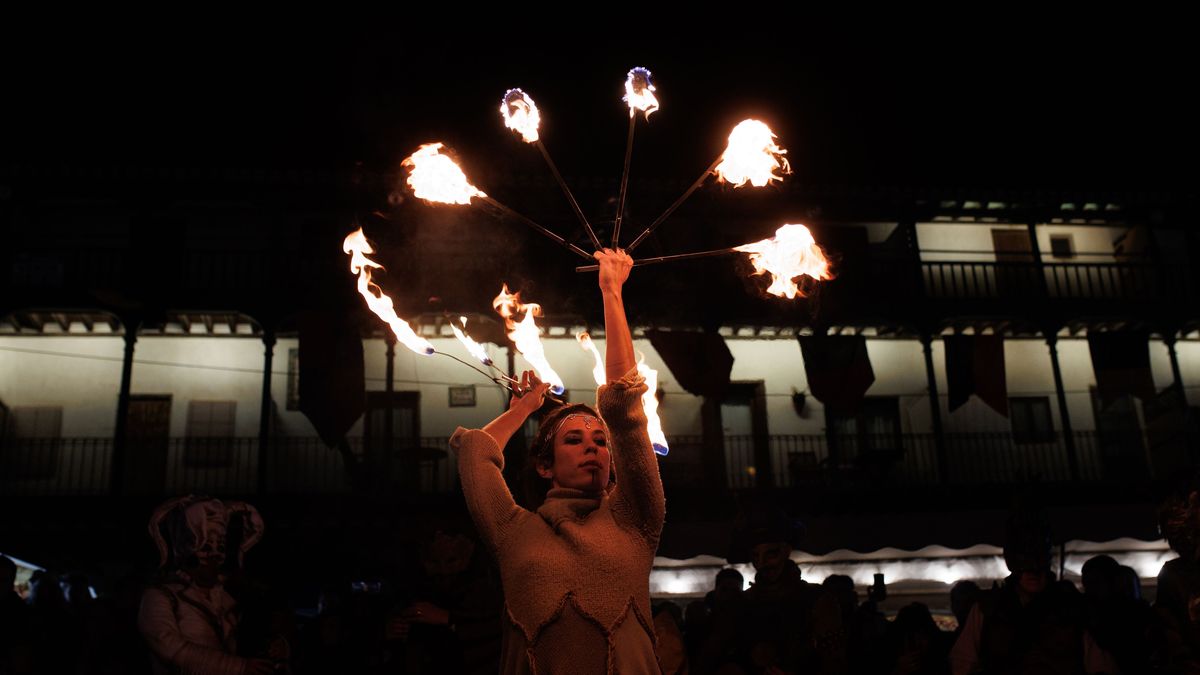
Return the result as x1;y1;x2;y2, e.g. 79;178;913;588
9;247;1196;312
0;436;456;497
3;430;1192;497
920;261;1195;302
657;430;1191;491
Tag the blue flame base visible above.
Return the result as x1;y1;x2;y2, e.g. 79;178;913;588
653;443;669;457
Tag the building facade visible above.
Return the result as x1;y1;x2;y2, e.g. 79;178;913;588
3;170;1195;508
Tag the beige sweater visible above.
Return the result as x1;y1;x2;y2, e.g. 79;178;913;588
452;370;666;675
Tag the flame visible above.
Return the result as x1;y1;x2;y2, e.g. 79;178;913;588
451;316;493;366
500;88;540;144
623;67;659;119
402;143;487;205
492;284;566;395
734;224;833;299
578;335;670;457
636;354;670;456
576;332;606;386
713;120;791;188
342;228;434;355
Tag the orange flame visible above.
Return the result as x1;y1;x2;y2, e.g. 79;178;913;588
576;332;606;386
500;89;540;144
734;224;832;299
714;120;791;187
451;316;493;366
492;284;565;394
577;335;670;456
342;228;434;355
636;354;670;456
402;143;487;205
623;67;659;119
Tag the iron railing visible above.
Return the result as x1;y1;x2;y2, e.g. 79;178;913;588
5;430;1177;497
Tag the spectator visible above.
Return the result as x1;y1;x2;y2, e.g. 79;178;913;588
884;603;950;675
387;526;503;675
654;601;688;675
950;508;1115;675
948;581;980;641
710;505;844;674
0;555;34;674
138;495;276;675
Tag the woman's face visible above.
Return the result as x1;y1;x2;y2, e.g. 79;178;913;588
539;415;610;492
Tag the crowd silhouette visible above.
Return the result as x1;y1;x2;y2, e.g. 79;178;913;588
2;491;1197;675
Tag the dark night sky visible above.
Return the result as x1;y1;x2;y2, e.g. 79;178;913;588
2;24;1192;193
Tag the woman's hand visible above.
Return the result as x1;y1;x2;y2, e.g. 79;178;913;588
482;370;549;451
595;249;636;380
594;248;633;295
509;370;550;416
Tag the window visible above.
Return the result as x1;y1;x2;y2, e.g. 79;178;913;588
716;382;770;488
1009;397;1054;444
826;397;901;463
185;401;236;467
991;229;1036;296
286;348;300;410
1089;388;1147;480
1049;235;1074;259
2;406;62;479
365;392;420;459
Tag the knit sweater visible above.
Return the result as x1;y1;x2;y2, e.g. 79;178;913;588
452;369;666;675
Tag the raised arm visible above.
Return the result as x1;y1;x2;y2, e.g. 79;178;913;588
594;249;665;539
596;249;635;382
482;372;550;450
452;372;549;551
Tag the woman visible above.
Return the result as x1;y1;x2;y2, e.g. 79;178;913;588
450;248;666;674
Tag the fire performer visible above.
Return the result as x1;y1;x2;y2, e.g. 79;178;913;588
450;248;666;674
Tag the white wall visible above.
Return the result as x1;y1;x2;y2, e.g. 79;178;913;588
6;333;1197;442
1152;339;1200;406
1037;224;1134;263
1177;341;1200;407
916;222;1140;263
345;336;698;441
1052;338;1100;431
129;336;266;436
938;339;1069;433
863;340;934;432
268;338;314;437
862;222;900;244
916;222;1027;262
0;336;125;436
727;339;807;435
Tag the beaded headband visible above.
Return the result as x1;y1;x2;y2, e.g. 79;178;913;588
548;413;603;441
